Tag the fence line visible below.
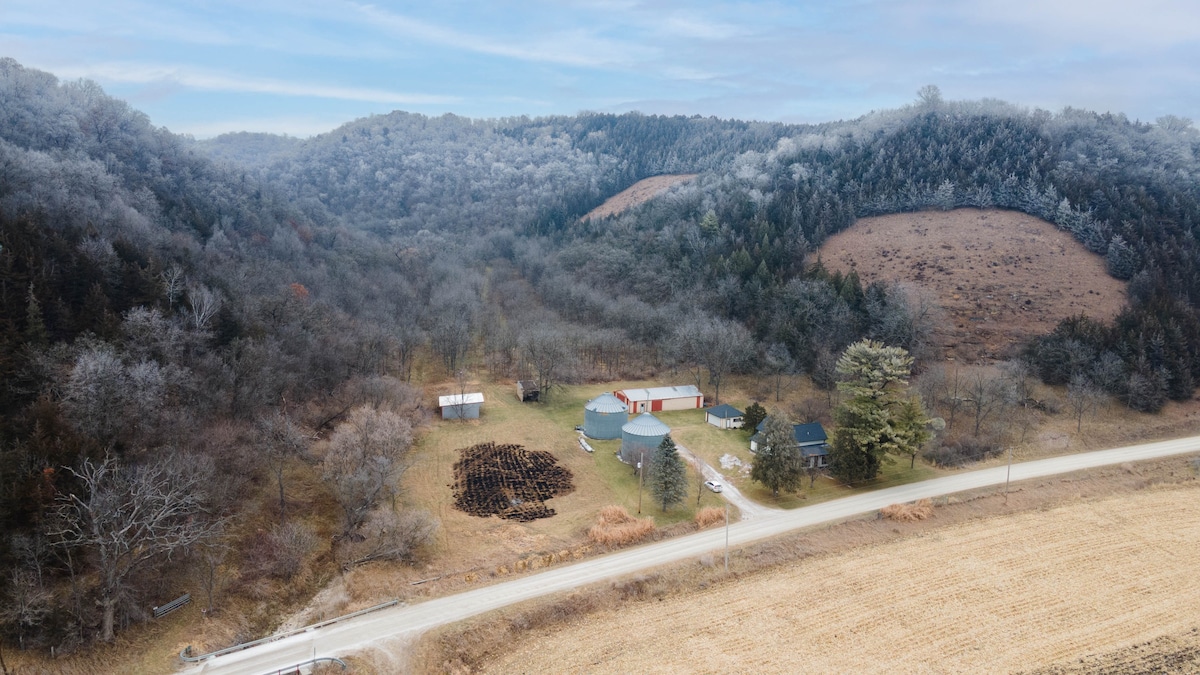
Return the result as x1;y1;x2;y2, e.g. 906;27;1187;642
258;656;347;674
153;593;191;619
180;599;400;662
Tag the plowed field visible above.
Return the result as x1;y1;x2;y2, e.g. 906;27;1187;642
481;485;1200;673
819;209;1127;361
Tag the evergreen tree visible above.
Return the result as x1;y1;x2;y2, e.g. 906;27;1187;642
743;401;767;432
750;414;804;497
648;436;688;512
829;340;929;482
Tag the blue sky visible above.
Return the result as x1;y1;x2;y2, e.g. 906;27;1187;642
3;0;1198;138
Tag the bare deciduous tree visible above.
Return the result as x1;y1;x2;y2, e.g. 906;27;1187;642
0;569;52;649
338;510;437;569
520;325;576;403
49;452;220;642
764;342;795;402
185;283;221;331
256;412;310;523
322;407;414;536
1067;374;1104;432
965;371;1011;438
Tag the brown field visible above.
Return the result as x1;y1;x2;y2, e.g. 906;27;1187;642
819;209;1127;361
581;174;698;221
477;483;1200;674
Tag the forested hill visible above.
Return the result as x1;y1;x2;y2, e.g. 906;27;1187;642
3;57;1200;651
197;111;799;235
206;93;1200;414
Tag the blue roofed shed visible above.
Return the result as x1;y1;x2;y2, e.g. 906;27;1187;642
705;404;745;429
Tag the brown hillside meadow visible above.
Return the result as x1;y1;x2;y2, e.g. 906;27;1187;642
819;209;1127;361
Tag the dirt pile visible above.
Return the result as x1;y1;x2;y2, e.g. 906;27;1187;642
452;442;574;522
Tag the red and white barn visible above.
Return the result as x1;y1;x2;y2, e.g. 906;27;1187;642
614;385;703;413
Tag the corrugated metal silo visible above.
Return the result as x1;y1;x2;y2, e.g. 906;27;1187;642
583;393;628;440
620;412;670;465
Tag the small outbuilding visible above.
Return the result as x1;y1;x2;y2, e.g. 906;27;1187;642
517;380;540;402
439;392;484;420
583;393;628;440
705;404;745;429
615;385;703;414
750;420;829;468
620;413;671;466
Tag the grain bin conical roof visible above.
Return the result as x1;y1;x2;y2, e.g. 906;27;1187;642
621;412;670;437
584;392;628;414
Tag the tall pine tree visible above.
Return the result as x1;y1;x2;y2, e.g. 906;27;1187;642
648;436;688;512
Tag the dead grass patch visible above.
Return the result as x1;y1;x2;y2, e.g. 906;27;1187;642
693;506;725;528
586;505;656;547
879;498;934;522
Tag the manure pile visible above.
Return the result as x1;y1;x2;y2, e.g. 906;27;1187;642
452;442;574;522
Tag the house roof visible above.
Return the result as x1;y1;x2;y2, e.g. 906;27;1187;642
752;419;828;446
585;392;628;414
622;412;671;437
794;422;827;445
518;380;539;390
706;404;744;419
439;392;485;407
618;385;702;401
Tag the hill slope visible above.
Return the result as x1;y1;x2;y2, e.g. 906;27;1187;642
821;209;1127;361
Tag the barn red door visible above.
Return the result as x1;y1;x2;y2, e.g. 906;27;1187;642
651;399;663;412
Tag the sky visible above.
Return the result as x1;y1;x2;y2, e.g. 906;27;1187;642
3;0;1199;138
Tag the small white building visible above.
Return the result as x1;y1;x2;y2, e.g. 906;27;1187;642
705;404;745;429
615;385;703;414
439;392;484;419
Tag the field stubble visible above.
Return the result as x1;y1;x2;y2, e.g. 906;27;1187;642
422;457;1200;674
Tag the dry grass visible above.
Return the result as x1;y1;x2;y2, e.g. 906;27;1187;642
412;455;1200;674
580;174;698;221
693;506;726;528
820;209;1127;362
481;481;1200;673
879;498;934;522
586;505;657;547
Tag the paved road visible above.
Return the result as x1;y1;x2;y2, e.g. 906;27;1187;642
675;442;780;519
181;435;1200;674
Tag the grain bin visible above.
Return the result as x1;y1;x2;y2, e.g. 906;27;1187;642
620;412;670;465
583;393;628;440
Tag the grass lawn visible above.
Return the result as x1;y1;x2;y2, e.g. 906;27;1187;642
403;379;709;570
651;402;942;509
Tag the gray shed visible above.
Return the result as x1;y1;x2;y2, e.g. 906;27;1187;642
439;392;484;419
620;413;670;465
583;393;628;440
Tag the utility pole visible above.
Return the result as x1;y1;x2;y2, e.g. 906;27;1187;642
1005;446;1013;504
724;503;729;572
637;458;644;514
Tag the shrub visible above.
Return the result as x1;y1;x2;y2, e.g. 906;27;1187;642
243;521;318;581
694;507;725;528
879;498;934;522
924;436;1001;467
587;506;656;547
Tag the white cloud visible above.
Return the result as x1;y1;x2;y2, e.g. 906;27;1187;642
951;0;1200;50
347;2;655;68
